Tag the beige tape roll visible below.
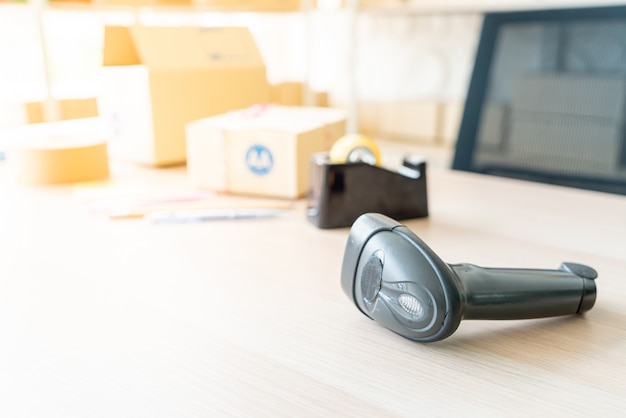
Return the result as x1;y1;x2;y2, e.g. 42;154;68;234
7;136;109;185
329;134;381;166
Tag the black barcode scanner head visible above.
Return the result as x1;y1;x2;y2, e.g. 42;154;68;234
341;213;597;343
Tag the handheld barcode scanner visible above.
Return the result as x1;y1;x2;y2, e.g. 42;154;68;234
341;213;598;342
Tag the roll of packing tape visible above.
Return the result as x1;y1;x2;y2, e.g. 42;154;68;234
329;134;381;166
7;136;109;185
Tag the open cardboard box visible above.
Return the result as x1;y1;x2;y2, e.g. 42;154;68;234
98;26;270;166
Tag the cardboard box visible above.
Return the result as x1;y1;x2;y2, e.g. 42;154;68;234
270;82;303;106
356;101;383;136
379;100;440;143
357;100;440;143
437;100;464;147
25;98;98;124
270;82;329;107
98;26;271;166
186;104;346;198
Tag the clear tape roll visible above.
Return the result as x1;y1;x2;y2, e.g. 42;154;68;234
7;136;109;185
329;134;381;166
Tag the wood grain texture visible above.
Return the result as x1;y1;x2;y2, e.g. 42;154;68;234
1;144;625;417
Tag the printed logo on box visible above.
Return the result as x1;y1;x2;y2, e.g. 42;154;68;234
246;144;273;175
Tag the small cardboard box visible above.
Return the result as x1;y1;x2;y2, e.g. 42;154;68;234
270;82;303;106
98;26;270;166
437;101;464;147
186;104;346;198
25;98;98;124
270;82;329;107
379;100;440;143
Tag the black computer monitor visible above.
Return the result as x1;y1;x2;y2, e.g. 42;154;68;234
452;5;626;195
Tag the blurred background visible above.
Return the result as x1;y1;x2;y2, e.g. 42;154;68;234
0;0;487;151
3;0;621;152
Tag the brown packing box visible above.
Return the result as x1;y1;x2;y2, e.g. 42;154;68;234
25;98;98;124
186;104;346;198
98;26;270;166
438;101;464;147
359;99;462;145
378;100;440;143
270;82;329;107
270;82;303;106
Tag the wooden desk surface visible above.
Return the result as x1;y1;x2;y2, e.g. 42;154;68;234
1;147;625;416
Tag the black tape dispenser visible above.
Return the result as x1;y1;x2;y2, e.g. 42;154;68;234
341;213;598;342
307;134;428;229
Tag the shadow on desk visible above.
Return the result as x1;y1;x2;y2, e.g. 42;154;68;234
431;307;625;392
439;307;623;349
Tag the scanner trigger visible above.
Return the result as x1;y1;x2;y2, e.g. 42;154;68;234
560;262;598;280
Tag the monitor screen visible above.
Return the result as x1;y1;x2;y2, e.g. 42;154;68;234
453;6;626;195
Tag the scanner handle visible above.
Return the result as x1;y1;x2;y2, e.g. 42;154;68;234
450;262;597;320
